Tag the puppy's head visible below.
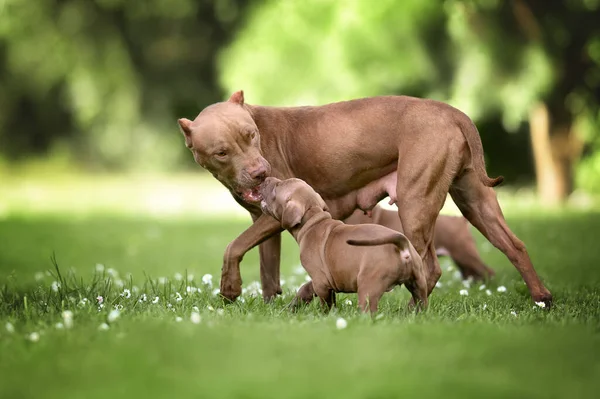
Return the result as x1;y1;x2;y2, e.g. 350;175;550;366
260;177;328;230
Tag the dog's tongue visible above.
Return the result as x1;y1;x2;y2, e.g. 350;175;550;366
241;187;262;203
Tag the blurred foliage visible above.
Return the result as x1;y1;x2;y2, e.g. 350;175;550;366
1;0;600;192
0;0;252;171
221;0;600;191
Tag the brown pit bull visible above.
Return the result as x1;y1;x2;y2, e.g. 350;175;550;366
344;206;495;280
178;91;552;307
260;177;427;313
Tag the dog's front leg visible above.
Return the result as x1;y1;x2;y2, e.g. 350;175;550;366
258;233;283;302
220;214;283;302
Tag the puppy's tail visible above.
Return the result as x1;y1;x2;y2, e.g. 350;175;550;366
347;234;412;261
456;117;504;187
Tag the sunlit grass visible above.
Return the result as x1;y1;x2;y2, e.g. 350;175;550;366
1;173;600;398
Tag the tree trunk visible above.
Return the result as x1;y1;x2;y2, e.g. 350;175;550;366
529;103;579;205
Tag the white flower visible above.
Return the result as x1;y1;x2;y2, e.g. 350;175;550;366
175;316;183;322
216;309;224;316
51;281;61;292
483;304;488;310
62;310;73;329
158;277;166;284
167;303;172;308
107;268;118;277
97;296;103;304
95;263;105;273
114;304;123;311
28;332;40;342
120;289;131;299
510;311;517;316
485;289;492;296
55;322;64;329
139;293;147;302
212;288;220;297
186;286;198;294
462;280;471;288
335;318;348;330
479;284;486;291
202;274;213;286
78;298;88;307
98;323;109;331
435;281;443;288
174;272;183;281
535;301;546;308
207;305;215;311
34;272;45;281
453;271;463;280
192;306;199;312
190;312;201;324
497;286;507;293
98;304;105;310
175;292;183;302
5;322;14;333
344;299;352;306
152;296;159;304
108;309;120;323
459;289;469;296
187;274;194;282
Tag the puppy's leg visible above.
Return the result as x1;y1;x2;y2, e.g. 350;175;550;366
289;281;316;310
313;284;334;313
406;264;428;313
357;271;386;314
449;171;552;307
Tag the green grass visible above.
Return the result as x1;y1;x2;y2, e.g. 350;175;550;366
1;176;600;398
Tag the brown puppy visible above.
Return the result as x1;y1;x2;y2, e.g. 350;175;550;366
178;91;552;308
260;177;428;313
344;206;495;280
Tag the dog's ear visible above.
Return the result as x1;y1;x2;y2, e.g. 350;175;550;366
178;118;193;148
281;200;304;230
228;90;244;106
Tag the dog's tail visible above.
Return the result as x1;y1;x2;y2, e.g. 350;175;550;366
456;117;504;187
347;234;412;261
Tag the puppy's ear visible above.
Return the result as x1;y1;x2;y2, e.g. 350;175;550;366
228;90;244;106
281;200;304;230
178;118;193;148
318;196;329;212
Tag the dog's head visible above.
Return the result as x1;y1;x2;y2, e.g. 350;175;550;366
177;90;271;203
259;177;328;230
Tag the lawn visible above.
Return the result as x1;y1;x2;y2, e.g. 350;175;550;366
0;174;599;399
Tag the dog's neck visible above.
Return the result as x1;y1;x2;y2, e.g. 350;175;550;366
289;207;332;243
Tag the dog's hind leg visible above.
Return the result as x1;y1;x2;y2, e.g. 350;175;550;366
449;170;552;307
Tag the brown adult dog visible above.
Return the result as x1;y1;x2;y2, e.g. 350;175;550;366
344;206;495;280
260;177;428;313
178;91;552;307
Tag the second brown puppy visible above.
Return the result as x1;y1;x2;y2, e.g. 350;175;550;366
260;177;427;313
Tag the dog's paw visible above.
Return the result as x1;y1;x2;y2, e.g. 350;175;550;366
533;291;553;310
219;279;242;303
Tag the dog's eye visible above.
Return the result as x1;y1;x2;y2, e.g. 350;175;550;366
214;150;227;158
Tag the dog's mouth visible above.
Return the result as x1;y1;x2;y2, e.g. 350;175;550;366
240;186;263;203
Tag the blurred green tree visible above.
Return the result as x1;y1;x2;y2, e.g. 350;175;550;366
0;0;251;171
220;0;600;202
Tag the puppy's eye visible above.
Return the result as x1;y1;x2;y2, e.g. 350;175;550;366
249;131;256;140
214;150;227;158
